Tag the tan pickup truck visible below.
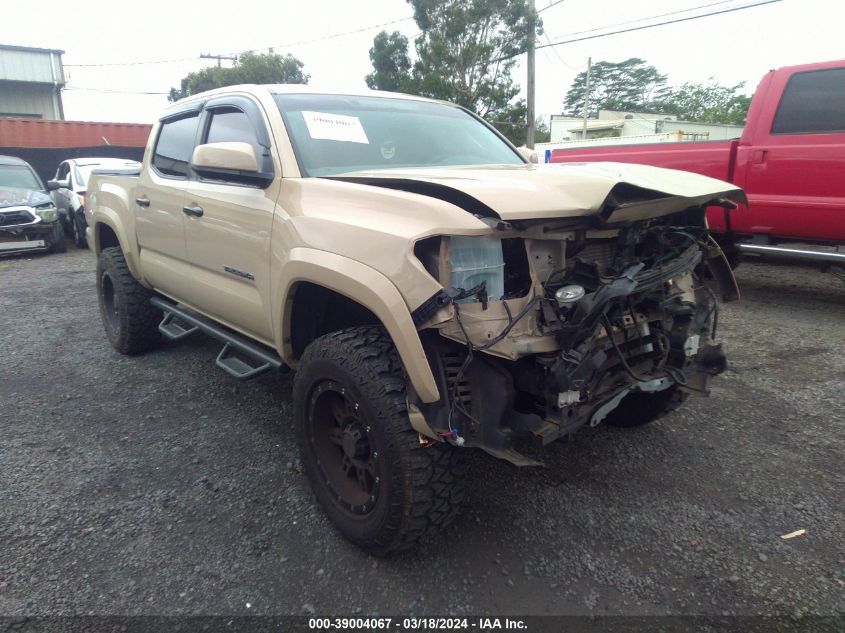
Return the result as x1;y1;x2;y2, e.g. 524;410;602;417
87;85;744;555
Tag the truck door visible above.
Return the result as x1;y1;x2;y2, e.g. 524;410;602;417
180;96;279;343
134;109;200;294
735;65;845;242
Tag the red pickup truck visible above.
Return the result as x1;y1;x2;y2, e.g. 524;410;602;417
550;59;845;266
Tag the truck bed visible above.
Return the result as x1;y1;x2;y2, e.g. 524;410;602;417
550;139;738;182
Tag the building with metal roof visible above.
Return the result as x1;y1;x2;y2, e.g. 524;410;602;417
549;109;744;144
0;44;66;120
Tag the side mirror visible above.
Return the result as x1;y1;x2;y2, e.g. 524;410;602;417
516;147;538;164
46;179;68;191
191;141;257;172
190;142;273;187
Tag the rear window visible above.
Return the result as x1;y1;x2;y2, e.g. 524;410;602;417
771;67;845;135
153;114;200;177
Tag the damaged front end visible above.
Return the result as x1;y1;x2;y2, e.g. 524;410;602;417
0;188;63;256
409;192;740;466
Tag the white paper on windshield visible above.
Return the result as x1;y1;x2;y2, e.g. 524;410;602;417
302;111;369;144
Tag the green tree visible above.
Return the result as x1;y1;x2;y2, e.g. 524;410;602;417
534;115;551;143
366;0;541;144
169;52;309;102
563;58;669;117
661;79;751;125
365;31;413;93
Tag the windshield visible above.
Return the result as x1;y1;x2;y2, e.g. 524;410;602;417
0;164;42;190
274;94;523;176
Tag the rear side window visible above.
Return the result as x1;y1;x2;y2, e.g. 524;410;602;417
772;68;845;134
153;114;200;177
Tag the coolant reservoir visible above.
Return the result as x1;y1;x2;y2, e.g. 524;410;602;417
450;236;504;303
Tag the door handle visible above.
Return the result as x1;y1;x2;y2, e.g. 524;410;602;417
182;204;204;218
135;196;151;207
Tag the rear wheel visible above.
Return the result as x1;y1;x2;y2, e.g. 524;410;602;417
96;246;161;354
294;326;466;556
602;386;688;428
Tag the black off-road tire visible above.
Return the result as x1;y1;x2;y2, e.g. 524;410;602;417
294;326;467;556
60;211;74;237
48;223;67;253
96;246;161;355
602;386;688;428
72;212;88;249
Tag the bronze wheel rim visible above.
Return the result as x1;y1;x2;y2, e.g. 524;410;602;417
307;380;379;515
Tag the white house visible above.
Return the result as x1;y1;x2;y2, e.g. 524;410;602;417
549;109;743;144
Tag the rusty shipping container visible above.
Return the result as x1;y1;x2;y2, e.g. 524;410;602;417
0;117;151;148
0;117;152;181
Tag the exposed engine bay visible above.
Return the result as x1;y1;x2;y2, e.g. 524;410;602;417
409;205;738;466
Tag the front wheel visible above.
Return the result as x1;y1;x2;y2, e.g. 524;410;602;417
294;326;466;556
47;222;67;253
96;246;161;354
72;212;88;249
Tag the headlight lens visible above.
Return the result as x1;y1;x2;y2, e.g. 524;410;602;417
35;203;59;223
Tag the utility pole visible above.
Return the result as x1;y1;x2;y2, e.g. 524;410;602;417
581;56;592;140
200;53;238;68
526;0;536;149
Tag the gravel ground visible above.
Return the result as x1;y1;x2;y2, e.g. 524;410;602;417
0;245;843;618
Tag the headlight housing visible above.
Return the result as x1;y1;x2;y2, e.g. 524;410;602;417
35;203;59;223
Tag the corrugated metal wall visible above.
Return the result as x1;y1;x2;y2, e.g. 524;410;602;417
0;45;65;119
0;47;63;84
0;85;58;119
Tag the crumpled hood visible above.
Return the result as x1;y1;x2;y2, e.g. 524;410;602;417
330;162;746;223
0;187;51;210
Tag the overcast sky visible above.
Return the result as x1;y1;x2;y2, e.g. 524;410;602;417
3;0;842;124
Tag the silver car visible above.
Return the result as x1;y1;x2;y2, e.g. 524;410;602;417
49;157;141;248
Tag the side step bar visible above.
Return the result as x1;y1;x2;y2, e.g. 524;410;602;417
150;297;288;381
738;243;845;263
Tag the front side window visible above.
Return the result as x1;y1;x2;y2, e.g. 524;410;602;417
772;67;845;135
206;108;262;161
274;94;522;177
153;114;200;177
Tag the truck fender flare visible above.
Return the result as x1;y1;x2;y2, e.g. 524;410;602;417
91;210;143;283
278;248;441;404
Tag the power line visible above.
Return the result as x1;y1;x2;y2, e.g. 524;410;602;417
65;56;198;68
537;0;566;12
538;0;783;49
541;32;584;70
63;86;169;95
64;16;415;68
550;0;753;39
220;16;415;57
200;53;238;68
